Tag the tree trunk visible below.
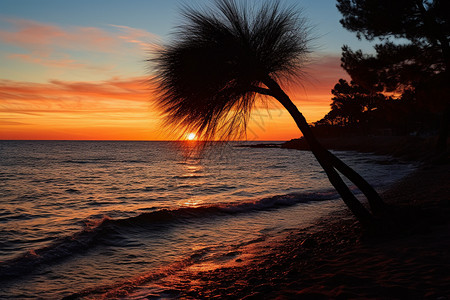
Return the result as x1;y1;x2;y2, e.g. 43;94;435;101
263;76;388;215
263;76;375;227
325;150;389;214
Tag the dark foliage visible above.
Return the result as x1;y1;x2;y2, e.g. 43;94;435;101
315;79;386;127
337;0;449;150
337;0;450;46
314;78;440;137
341;43;445;94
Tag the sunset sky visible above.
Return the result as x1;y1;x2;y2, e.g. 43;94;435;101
0;0;376;141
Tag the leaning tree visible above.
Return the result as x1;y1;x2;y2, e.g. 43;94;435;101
150;0;389;226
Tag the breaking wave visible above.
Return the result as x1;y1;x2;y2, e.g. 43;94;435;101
0;190;338;281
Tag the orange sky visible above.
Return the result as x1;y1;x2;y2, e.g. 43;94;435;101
0;2;357;141
0;55;349;141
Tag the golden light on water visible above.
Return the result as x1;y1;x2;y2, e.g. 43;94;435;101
182;198;203;208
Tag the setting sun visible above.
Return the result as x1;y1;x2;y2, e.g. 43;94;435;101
187;133;196;140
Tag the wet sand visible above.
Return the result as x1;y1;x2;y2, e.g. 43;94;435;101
167;158;450;299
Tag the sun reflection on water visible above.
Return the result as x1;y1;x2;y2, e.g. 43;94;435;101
176;145;209;207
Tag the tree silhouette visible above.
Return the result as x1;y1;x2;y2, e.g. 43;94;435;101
150;0;388;226
329;79;383;127
337;0;449;151
341;43;447;136
314;78;429;136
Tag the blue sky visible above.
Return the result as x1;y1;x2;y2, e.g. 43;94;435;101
1;0;374;77
1;0;374;51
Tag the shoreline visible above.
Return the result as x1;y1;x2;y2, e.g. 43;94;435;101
282;135;443;161
241;135;447;162
168;149;449;298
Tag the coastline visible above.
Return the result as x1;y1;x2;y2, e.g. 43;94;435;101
282;135;450;163
170;140;450;299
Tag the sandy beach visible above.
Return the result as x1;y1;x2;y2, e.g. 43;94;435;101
158;151;450;299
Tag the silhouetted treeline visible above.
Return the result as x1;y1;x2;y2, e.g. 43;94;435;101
313;79;441;138
313;0;449;149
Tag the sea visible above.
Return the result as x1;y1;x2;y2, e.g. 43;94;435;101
0;140;415;299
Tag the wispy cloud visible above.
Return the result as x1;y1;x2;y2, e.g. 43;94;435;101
0;76;161;140
110;24;161;50
0;18;117;53
0;76;151;109
0;17;161;75
0;119;29;126
8;53;92;69
0;17;161;53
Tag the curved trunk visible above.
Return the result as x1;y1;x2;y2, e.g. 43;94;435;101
263;77;374;226
325;150;388;214
263;76;388;215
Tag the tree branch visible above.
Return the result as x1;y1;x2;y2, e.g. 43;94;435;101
251;86;274;96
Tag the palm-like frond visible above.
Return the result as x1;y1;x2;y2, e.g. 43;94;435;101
150;0;310;140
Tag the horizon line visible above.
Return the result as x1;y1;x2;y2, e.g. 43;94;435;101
0;139;292;142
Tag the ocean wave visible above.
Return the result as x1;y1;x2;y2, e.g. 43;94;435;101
111;190;339;226
63;158;147;165
172;174;206;179
0;191;338;281
0;218;113;281
61;247;213;300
